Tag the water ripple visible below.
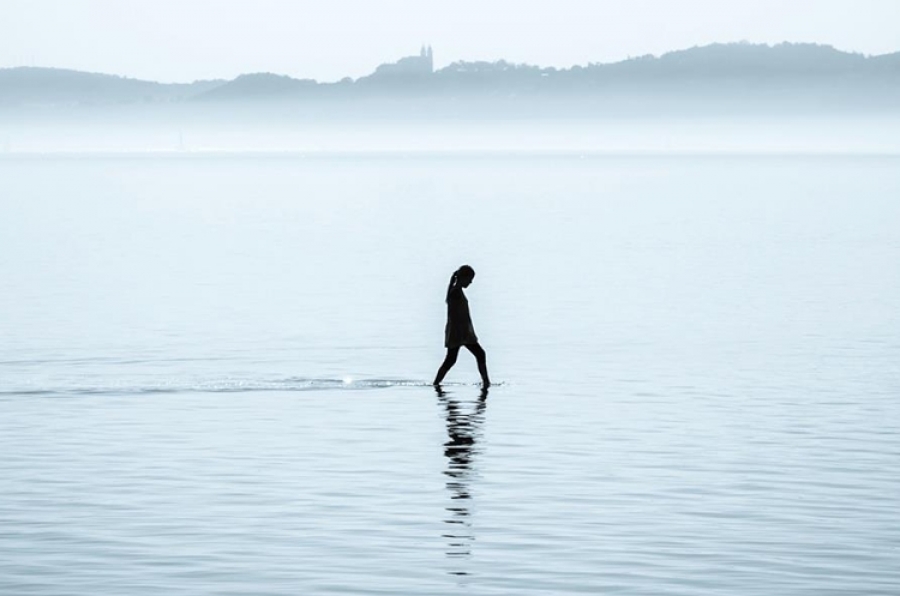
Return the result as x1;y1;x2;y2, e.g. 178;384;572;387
0;377;453;397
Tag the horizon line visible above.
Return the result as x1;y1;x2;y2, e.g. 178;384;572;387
2;40;897;86
3;148;899;159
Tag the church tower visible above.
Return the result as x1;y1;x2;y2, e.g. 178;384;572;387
417;45;434;73
370;45;435;78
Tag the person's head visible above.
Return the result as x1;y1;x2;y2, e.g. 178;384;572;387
455;265;475;288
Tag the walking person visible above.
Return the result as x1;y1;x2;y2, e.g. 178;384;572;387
433;265;490;387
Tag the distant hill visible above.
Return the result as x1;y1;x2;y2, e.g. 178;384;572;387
197;73;317;101
427;43;900;93
0;67;223;106
2;43;899;110
180;42;900;112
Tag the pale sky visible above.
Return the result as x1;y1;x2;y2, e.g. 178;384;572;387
1;0;898;83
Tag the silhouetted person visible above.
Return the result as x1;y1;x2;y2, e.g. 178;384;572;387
433;265;490;387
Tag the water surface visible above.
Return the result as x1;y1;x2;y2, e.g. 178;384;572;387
1;153;898;594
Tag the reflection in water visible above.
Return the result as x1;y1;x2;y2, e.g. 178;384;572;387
435;385;488;576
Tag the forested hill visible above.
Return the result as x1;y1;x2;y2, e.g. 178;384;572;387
2;43;898;108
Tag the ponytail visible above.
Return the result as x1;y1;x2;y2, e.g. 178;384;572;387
445;270;460;302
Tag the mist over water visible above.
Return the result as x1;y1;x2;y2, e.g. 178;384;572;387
3;110;900;154
2;148;899;593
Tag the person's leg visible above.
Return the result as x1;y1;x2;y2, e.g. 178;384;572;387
465;343;491;387
433;347;460;385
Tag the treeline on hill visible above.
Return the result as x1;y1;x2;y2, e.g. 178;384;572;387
1;43;898;107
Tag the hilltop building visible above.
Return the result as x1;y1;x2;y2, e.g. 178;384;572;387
371;46;434;78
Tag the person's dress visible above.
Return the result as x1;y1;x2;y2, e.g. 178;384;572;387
444;287;478;348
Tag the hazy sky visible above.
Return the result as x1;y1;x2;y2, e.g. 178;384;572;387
1;0;898;82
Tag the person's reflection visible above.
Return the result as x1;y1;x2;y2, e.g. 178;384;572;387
435;385;488;574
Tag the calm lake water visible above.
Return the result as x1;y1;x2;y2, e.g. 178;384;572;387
2;153;899;594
